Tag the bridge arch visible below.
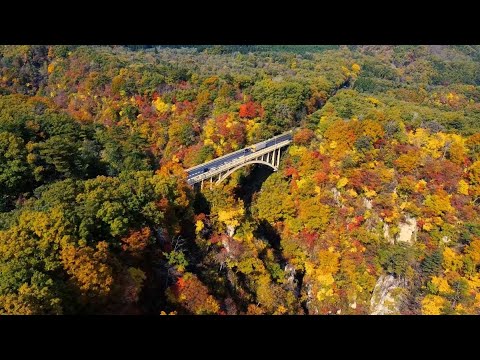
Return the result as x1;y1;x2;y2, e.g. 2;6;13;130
216;160;277;184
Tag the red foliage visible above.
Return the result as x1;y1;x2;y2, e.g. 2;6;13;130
210;114;246;152
121;227;152;255
420;159;463;193
417;219;425;230
351;239;363;250
284;166;299;179
209;233;223;244
239;101;263;119
379;209;394;220
239;102;256;118
157;197;169;212
366;262;377;275
134;95;145;106
456;204;476;222
298;229;318;249
311;150;327;161
171;277;186;298
173;147;188;163
174;100;196;114
444;212;457;224
313;171;328;184
195;213;206;222
347;216;364;231
178;81;191;90
394;143;417;155
338;207;350;218
349;169;382;192
293;128;315;145
133;94;161;121
169;274;219;314
177;277;186;289
373;138;387;149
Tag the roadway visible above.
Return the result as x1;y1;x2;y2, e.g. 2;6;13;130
186;131;293;180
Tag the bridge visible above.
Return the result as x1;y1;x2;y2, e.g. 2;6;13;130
186;131;293;189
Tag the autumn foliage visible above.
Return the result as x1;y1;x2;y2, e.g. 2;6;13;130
239;101;263;119
1;45;480;315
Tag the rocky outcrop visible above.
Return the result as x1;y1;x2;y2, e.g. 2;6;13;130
226;225;235;237
331;188;342;207
397;215;417;244
383;223;393;244
370;274;405;315
363;198;372;210
381;215;417;245
284;263;302;298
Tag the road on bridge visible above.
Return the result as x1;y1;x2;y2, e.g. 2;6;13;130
186;131;293;182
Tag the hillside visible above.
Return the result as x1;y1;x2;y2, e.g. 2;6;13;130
0;45;479;314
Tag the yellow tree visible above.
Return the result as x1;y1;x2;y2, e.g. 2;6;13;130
61;241;114;300
467;161;480;200
421;294;447;315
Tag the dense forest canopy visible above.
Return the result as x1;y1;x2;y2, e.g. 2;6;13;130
0;45;479;314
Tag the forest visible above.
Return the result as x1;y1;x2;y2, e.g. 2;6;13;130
0;45;480;314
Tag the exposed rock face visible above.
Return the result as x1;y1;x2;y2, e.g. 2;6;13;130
397;215;417;244
331;188;342;206
383;223;393;244
284;264;296;287
222;236;231;253
284;263;301;297
226;225;235;237
363;198;372;210
370;274;405;315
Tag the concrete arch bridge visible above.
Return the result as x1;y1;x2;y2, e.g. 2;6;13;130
186;131;293;189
